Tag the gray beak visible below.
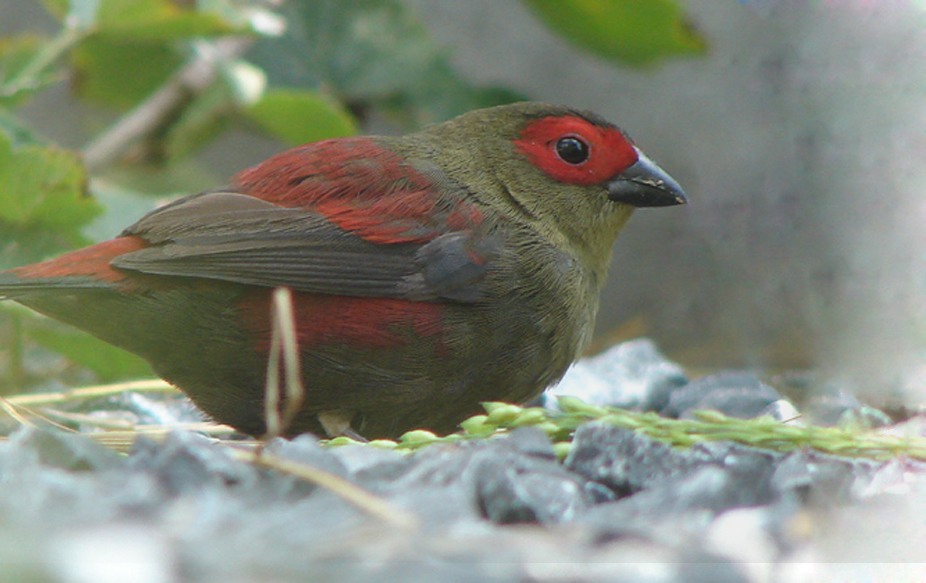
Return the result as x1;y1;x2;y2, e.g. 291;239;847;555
606;148;687;207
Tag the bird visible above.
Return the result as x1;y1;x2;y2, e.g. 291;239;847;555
0;102;686;439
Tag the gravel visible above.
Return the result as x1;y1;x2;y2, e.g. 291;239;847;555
1;338;921;583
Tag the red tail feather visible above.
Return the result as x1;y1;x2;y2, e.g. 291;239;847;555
11;236;149;284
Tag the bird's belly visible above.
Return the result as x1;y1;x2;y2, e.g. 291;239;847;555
49;284;581;439
188;288;573;438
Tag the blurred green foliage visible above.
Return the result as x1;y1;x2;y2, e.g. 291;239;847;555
0;129;97;268
525;0;706;65
246;88;356;146
246;0;523;128
0;0;701;394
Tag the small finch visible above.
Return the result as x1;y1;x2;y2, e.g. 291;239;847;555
0;102;686;439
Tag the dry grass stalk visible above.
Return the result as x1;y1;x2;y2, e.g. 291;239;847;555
5;380;177;408
262;286;305;441
231;448;418;529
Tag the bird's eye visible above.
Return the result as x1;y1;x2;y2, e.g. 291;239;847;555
554;136;590;165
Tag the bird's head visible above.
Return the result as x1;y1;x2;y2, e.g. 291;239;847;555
413;102;687;275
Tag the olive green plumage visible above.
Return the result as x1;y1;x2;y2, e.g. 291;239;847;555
0;103;686;438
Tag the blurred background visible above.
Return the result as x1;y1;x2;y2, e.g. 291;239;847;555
1;0;924;409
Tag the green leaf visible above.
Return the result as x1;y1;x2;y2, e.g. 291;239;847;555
0;133;96;228
0;35;62;106
0;131;99;266
49;0;234;39
96;0;231;39
72;35;181;108
523;0;707;66
28;318;154;382
0;35;43;88
247;89;357;145
68;0;241;109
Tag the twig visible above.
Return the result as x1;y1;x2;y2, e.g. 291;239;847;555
251;289;412;524
0;397;36;427
5;379;177;407
7;311;24;393
77;424;245;453
0;23;89;100
262;287;305;441
35;409;136;430
232;449;419;529
82;36;252;173
0;395;78;432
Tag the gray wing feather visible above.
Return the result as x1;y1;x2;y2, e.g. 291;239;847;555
112;191;496;302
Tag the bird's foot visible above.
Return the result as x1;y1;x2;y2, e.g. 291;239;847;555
318;410;367;442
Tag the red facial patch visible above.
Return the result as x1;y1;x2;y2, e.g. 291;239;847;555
240;290;445;351
12;236;149;284
514;116;638;185
232;137;483;245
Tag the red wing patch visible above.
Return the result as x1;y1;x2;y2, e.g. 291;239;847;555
240;288;446;351
232;137;483;245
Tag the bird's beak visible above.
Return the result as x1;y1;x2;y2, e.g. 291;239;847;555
606;148;688;207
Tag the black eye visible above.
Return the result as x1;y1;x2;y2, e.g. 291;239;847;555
555;136;590;165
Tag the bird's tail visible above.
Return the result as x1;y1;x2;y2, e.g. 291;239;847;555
0;273;113;298
0;237;149;299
